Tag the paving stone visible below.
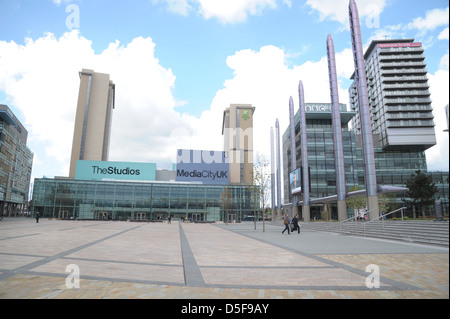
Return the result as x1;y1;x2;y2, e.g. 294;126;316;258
0;219;448;299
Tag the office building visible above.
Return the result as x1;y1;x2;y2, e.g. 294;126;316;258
33;99;258;221
222;104;255;184
283;103;448;219
0;105;34;217
69;69;115;177
349;39;436;151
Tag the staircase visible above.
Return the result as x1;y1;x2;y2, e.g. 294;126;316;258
300;220;449;247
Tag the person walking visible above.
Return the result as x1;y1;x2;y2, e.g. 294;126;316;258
36;212;40;223
282;214;290;234
292;214;301;234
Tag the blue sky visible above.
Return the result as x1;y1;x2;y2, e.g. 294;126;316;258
0;0;448;184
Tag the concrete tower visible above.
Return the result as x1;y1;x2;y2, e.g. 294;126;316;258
222;104;255;184
69;69;115;178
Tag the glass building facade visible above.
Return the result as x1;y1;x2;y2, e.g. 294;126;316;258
283;103;449;219
0;105;34;217
31;178;258;222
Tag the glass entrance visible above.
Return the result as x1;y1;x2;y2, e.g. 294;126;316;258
227;214;236;223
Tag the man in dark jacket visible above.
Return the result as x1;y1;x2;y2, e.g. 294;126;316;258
292;214;301;234
282;214;290;234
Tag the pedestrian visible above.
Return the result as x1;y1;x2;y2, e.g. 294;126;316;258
168;215;171;224
292;214;301;234
36;212;40;223
282;214;290;234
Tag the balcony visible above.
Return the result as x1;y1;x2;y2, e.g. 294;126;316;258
384;97;431;105
383;83;429;90
381;68;427;75
379;53;425;61
382;75;429;82
386;112;434;120
381;61;426;68
386;105;433;112
383;89;431;98
387;119;435;128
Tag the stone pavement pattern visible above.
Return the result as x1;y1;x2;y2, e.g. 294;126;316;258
0;219;448;299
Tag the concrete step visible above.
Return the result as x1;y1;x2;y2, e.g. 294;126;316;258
300;220;449;247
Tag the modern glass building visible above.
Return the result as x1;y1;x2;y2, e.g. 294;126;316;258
0;105;34;217
32;178;258;222
283;103;448;219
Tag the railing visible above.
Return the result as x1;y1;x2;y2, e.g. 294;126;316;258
338;207;407;234
363;207;407;236
339;207;378;233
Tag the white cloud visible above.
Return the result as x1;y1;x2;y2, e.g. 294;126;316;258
426;66;449;172
152;0;193;16
438;27;449;41
407;7;449;31
195;45;355;165
154;0;287;23
1;30;447;182
52;0;74;6
440;52;449;71
0;31;195;178
305;0;386;27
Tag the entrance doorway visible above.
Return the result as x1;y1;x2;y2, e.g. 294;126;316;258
136;212;148;220
227;214;236;223
192;213;203;222
95;211;112;220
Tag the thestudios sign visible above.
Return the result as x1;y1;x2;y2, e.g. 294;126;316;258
75;160;156;181
176;149;230;185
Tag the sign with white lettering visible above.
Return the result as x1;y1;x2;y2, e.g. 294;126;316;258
75;160;156;181
176;149;230;185
378;42;422;48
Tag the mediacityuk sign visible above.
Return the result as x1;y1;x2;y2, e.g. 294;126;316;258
175;149;230;185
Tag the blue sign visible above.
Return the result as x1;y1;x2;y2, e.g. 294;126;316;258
75;160;156;181
175;149;229;185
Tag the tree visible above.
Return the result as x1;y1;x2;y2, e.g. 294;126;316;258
346;185;366;219
404;170;439;218
378;192;398;216
250;153;271;231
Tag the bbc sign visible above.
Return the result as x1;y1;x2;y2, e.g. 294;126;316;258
175;149;230;185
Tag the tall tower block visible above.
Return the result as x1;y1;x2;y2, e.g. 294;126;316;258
69;69;115;177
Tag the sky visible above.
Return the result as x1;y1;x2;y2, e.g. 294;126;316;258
0;0;448;185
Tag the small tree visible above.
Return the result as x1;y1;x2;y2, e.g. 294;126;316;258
250;153;271;231
404;170;439;218
346;185;366;219
378;193;398;217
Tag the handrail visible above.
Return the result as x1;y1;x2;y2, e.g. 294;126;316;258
339;207;377;232
363;207;407;236
365;207;407;224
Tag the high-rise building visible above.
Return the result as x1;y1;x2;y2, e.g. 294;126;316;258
349;39;436;151
69;69;115;177
282;103;448;219
222;104;255;184
0;104;34;217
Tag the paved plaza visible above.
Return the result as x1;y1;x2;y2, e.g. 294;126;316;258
0;218;448;299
